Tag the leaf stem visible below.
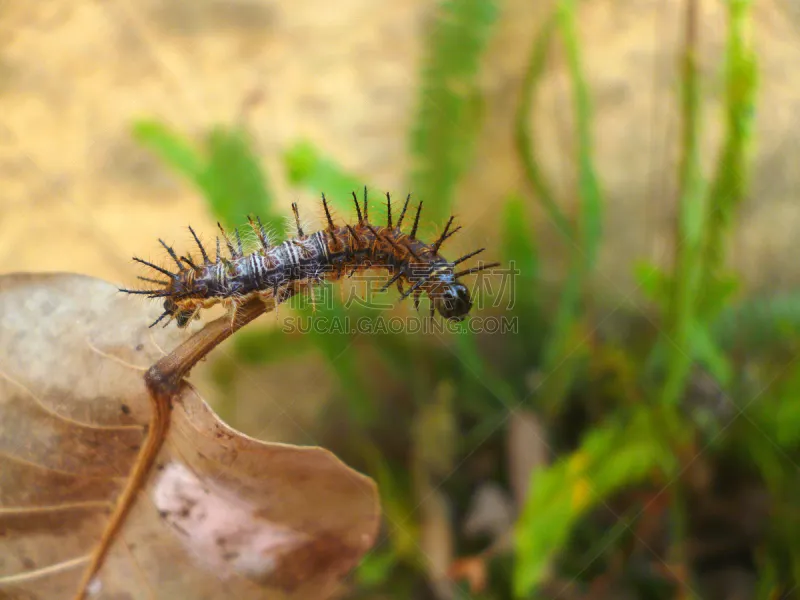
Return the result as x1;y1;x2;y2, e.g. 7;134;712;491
73;290;299;599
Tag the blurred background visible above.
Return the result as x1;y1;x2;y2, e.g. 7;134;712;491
1;0;799;598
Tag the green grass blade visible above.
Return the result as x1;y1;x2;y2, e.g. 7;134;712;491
536;0;604;412
502;193;539;314
502;192;543;364
558;0;603;270
515;11;572;237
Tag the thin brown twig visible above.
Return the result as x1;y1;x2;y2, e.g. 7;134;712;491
72;290;296;599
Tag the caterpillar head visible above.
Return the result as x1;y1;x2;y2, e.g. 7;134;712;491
434;282;472;322
163;298;194;328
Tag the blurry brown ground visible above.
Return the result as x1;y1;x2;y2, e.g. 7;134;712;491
0;0;798;432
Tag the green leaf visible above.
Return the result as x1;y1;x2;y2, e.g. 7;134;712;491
751;364;800;448
514;411;675;597
199;127;279;231
776;398;800;448
633;261;671;304
688;320;732;385
698;272;740;318
132;119;204;183
283;140;366;212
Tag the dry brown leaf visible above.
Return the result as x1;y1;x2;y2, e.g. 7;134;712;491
0;273;380;599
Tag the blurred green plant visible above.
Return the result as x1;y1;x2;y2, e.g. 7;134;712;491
130;0;800;597
284;141;366;205
641;0;757;398
520;0;605;417
511;0;763;596
133;122;283;233
514;408;680;595
408;0;498;229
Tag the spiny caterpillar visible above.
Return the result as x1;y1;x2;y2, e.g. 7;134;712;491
120;188;499;328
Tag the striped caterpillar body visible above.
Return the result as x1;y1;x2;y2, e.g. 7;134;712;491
120;189;499;328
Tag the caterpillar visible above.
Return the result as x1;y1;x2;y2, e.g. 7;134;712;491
120;189;499;328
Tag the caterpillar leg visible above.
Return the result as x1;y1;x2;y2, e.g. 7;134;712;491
229;302;240;330
257;289;282;324
187;305;203;325
308;286;318;314
222;297;244;331
307;274;327;314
